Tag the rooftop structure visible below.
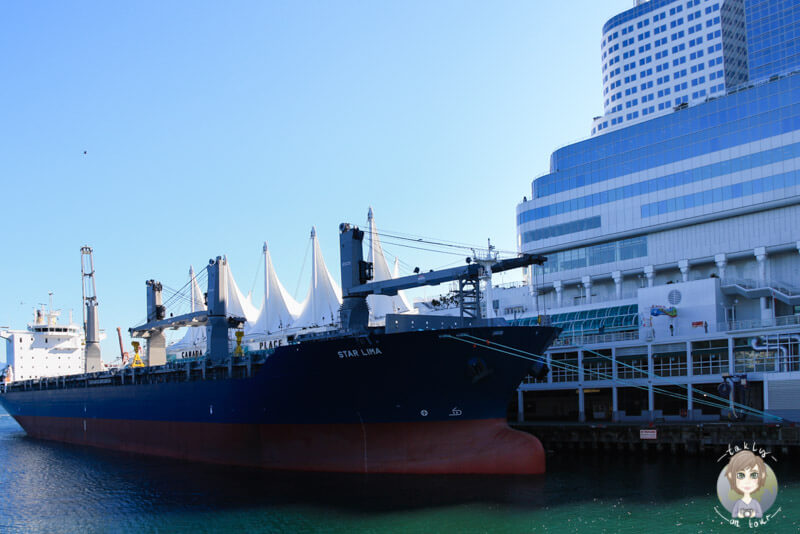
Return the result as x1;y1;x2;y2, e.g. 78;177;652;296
592;0;800;136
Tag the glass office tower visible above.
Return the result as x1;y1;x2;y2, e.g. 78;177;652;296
505;0;800;424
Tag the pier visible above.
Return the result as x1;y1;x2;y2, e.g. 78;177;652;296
512;421;800;455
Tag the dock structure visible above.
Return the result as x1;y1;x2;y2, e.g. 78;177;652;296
512;317;800;425
512;421;800;456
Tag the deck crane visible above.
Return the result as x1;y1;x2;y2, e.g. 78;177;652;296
337;223;546;332
116;327;129;366
131;223;548;364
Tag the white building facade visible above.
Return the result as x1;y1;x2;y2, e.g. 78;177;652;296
506;0;800;423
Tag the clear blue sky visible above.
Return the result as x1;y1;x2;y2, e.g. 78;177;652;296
0;0;632;362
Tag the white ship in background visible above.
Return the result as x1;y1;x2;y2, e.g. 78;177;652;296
1;300;85;382
2;248;106;382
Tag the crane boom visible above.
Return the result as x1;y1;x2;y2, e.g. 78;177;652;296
116;327;129;363
338;223;545;331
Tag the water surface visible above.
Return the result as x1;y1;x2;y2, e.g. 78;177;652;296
0;408;797;533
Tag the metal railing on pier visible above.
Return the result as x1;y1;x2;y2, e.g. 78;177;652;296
718;314;800;332
552;330;639;347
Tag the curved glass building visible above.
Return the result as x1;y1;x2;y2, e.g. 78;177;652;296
505;0;800;424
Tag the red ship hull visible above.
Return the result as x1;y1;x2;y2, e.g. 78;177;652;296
16;415;545;474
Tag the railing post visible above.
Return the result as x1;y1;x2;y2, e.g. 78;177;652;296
546;353;553;384
728;337;735;415
647;343;654;422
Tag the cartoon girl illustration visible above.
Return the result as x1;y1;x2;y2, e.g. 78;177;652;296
725;450;767;519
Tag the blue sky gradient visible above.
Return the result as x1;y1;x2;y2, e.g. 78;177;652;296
1;0;631;360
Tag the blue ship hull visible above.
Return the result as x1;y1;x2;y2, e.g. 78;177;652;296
0;325;558;474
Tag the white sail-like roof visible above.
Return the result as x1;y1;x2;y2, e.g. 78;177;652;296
225;258;260;323
167;266;207;354
294;227;342;329
245;242;301;337
366;207;411;323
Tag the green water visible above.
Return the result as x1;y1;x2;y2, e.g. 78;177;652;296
0;410;797;532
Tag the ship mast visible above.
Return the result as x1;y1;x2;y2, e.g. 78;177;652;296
338;223;545;332
472;239;499;319
81;246;103;372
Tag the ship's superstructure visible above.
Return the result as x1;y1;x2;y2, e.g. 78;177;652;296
1;301;84;381
495;0;800;424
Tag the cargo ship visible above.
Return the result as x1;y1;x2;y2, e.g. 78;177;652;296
0;221;559;474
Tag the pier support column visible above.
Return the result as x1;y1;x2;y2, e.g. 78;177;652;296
763;380;770;423
647;344;655;421
578;350;586;422
612;271;623;300
517;389;524;423
644;265;655;288
546;353;553;384
755;247;767;281
686;341;693;420
760;296;771;323
679;260;689;283
582;276;593;304
728;337;735;414
715;254;727;280
611;347;619;422
553;280;563;308
755;247;771;321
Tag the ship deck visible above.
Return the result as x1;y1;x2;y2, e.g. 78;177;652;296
2;351;272;394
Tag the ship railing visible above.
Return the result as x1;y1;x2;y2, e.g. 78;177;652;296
734;352;800;374
552;330;639;347
494;281;528;290
2;352;273;393
555;291;639;308
718;314;800;332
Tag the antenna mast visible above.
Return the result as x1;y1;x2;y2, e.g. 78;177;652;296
472;239;499;319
